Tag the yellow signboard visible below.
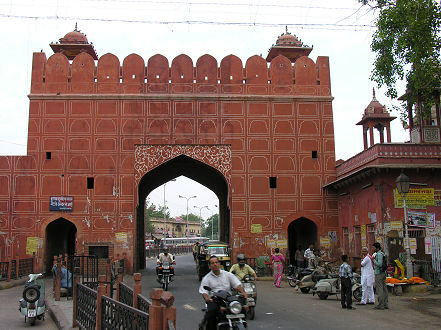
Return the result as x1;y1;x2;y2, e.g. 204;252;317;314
277;240;288;248
26;237;39;255
390;221;403;231
410;238;417;254
320;237;331;248
251;224;262;234
115;232;128;243
361;225;367;248
394;188;435;209
266;240;276;248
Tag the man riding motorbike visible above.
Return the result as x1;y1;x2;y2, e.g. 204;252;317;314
230;254;258;281
156;247;176;278
199;255;248;330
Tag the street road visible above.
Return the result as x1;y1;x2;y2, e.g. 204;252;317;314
141;253;441;330
0;282;58;330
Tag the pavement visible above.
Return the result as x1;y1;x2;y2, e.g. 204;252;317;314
2;274;441;330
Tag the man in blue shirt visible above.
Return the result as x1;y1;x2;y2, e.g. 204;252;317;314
339;254;355;310
372;242;389;310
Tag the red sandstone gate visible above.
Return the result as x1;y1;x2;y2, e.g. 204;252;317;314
0;27;339;272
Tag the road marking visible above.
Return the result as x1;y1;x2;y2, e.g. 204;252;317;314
183;304;197;311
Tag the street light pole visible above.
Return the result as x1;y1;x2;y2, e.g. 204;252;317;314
179;195;197;237
194;205;208;236
396;172;413;278
163;179;176;238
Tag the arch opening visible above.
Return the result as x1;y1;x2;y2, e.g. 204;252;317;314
44;218;77;274
287;217;317;265
136;154;230;270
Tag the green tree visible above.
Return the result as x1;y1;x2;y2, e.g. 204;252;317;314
202;214;219;240
144;200;170;234
360;0;441;125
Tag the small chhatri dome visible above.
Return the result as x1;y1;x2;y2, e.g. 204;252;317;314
60;24;88;44
266;26;313;63
364;88;388;115
50;24;98;60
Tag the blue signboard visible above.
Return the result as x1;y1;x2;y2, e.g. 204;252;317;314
50;196;73;212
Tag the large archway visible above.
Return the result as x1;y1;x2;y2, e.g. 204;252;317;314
136;154;230;270
44;218;77;273
287;217;317;265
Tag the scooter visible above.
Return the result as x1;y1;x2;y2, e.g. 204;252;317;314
240;275;257;320
287;265;313;288
312;273;362;301
19;273;46;325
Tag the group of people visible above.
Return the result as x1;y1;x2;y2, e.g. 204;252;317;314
339;242;389;310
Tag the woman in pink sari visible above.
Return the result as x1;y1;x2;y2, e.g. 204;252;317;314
271;248;285;288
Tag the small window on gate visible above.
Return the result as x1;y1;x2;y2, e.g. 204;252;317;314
269;177;277;189
88;245;109;258
87;177;94;189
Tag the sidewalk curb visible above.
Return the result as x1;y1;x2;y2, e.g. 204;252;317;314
46;297;73;330
0;277;27;290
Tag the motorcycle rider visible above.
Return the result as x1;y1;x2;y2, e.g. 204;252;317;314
230;253;258;281
156;247;176;278
199;255;248;330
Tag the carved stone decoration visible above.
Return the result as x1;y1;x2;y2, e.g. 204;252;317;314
423;126;441;143
134;144;232;183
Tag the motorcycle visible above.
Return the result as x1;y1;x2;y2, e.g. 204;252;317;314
157;261;174;291
287;265;312;288
240;275;256;320
312;273;362;301
199;286;247;330
19;273;46;325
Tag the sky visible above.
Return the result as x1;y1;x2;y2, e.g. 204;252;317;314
0;0;411;219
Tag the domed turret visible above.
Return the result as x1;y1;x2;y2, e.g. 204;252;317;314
266;27;313;63
50;24;98;60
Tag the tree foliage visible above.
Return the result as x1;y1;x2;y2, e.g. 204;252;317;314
201;214;219;240
360;0;441;124
144;200;170;234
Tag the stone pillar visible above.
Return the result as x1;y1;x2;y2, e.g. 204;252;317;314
55;257;61;301
95;274;107;330
369;124;375;147
132;273;142;309
32;252;37;273
386;123;392;143
15;253;19;280
149;288;164;330
72;267;80;328
7;259;12;281
160;291;176;330
106;259;111;297
363;125;368;150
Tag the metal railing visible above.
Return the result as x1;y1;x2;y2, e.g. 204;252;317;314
0;256;35;281
101;296;149;330
18;258;34;278
119;281;134;306
0;261;8;281
76;283;97;330
137;294;151;314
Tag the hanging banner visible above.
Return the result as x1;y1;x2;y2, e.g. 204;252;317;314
425;237;432;255
115;232;128;243
26;237;39;255
394;188;435;209
407;210;435;228
361;225;367;248
409;238;417;254
390;221;403;231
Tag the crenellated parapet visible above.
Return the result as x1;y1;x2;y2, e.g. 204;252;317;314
30;52;331;96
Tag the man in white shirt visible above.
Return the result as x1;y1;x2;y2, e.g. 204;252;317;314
304;244;314;268
199;255;248;330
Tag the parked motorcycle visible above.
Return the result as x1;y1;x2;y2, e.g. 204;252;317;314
19;273;46;325
199;286;247;330
157;261;174;291
287;265;312;288
312;273;362;301
240;275;257;320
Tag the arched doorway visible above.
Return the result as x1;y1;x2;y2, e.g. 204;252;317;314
45;218;77;273
136;154;230;270
288;217;317;265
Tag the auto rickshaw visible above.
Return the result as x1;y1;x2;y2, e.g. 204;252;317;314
196;241;231;281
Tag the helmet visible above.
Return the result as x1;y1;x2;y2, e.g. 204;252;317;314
237;254;246;262
163;247;169;254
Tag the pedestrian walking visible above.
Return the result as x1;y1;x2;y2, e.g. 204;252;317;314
304;244;314;268
339;254;355;310
271;248;285;288
294;245;304;268
357;247;375;305
372;242;389;310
